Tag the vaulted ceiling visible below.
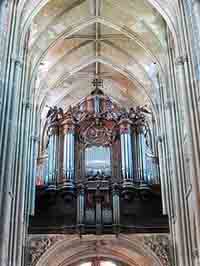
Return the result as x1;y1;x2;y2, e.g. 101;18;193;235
23;0;169;118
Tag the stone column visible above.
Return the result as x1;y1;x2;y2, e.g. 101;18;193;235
0;0;9;114
192;0;200;50
176;2;200;259
0;3;27;264
157;135;168;214
119;118;134;186
165;29;194;266
27;104;39;217
152;118;157;155
175;55;200;258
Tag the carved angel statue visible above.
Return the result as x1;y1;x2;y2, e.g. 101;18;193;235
129;107;136;119
46;106;64;123
136;105;151;115
119;107;129;119
57;107;64;119
46;106;54;118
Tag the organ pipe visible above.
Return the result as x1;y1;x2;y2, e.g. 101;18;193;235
77;185;85;226
134;125;147;183
112;185;120;226
62;123;75;189
94;95;100;113
39;94;160;192
47;126;59;189
119;120;134;183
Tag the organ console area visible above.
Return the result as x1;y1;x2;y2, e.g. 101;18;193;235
29;83;168;234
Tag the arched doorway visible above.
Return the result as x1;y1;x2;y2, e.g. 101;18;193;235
28;235;170;266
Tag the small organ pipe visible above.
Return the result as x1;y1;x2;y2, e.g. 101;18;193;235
77;185;85;225
120;133;126;178
112;185;120;226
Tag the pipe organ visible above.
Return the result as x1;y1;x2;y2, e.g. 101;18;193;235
33;87;167;234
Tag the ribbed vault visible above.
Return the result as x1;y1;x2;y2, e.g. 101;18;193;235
20;0;174;118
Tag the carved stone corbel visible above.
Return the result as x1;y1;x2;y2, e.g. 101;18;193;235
144;235;171;266
27;235;65;266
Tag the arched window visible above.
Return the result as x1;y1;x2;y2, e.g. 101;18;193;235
78;259;122;266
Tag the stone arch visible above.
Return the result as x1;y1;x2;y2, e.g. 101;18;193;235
28;234;171;266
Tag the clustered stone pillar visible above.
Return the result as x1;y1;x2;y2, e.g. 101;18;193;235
192;0;200;56
62;120;75;190
47;125;59;189
119;118;134;185
176;2;200;260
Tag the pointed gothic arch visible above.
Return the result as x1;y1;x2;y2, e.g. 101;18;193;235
29;235;170;266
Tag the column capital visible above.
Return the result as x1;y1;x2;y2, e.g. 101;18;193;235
156;135;162;143
192;0;200;7
62;123;76;134
119;118;132;134
77;184;85;195
31;135;40;142
192;248;199;259
22;99;32;109
118;117;133;125
11;54;23;66
164;99;175;109
134;122;146;134
112;183;120;195
48;125;59;135
175;55;188;66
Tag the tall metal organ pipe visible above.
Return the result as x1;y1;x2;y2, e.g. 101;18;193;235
135;125;147;183
47;126;59;189
62;122;75;189
119;119;134;183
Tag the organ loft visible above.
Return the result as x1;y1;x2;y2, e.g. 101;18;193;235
30;80;168;235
